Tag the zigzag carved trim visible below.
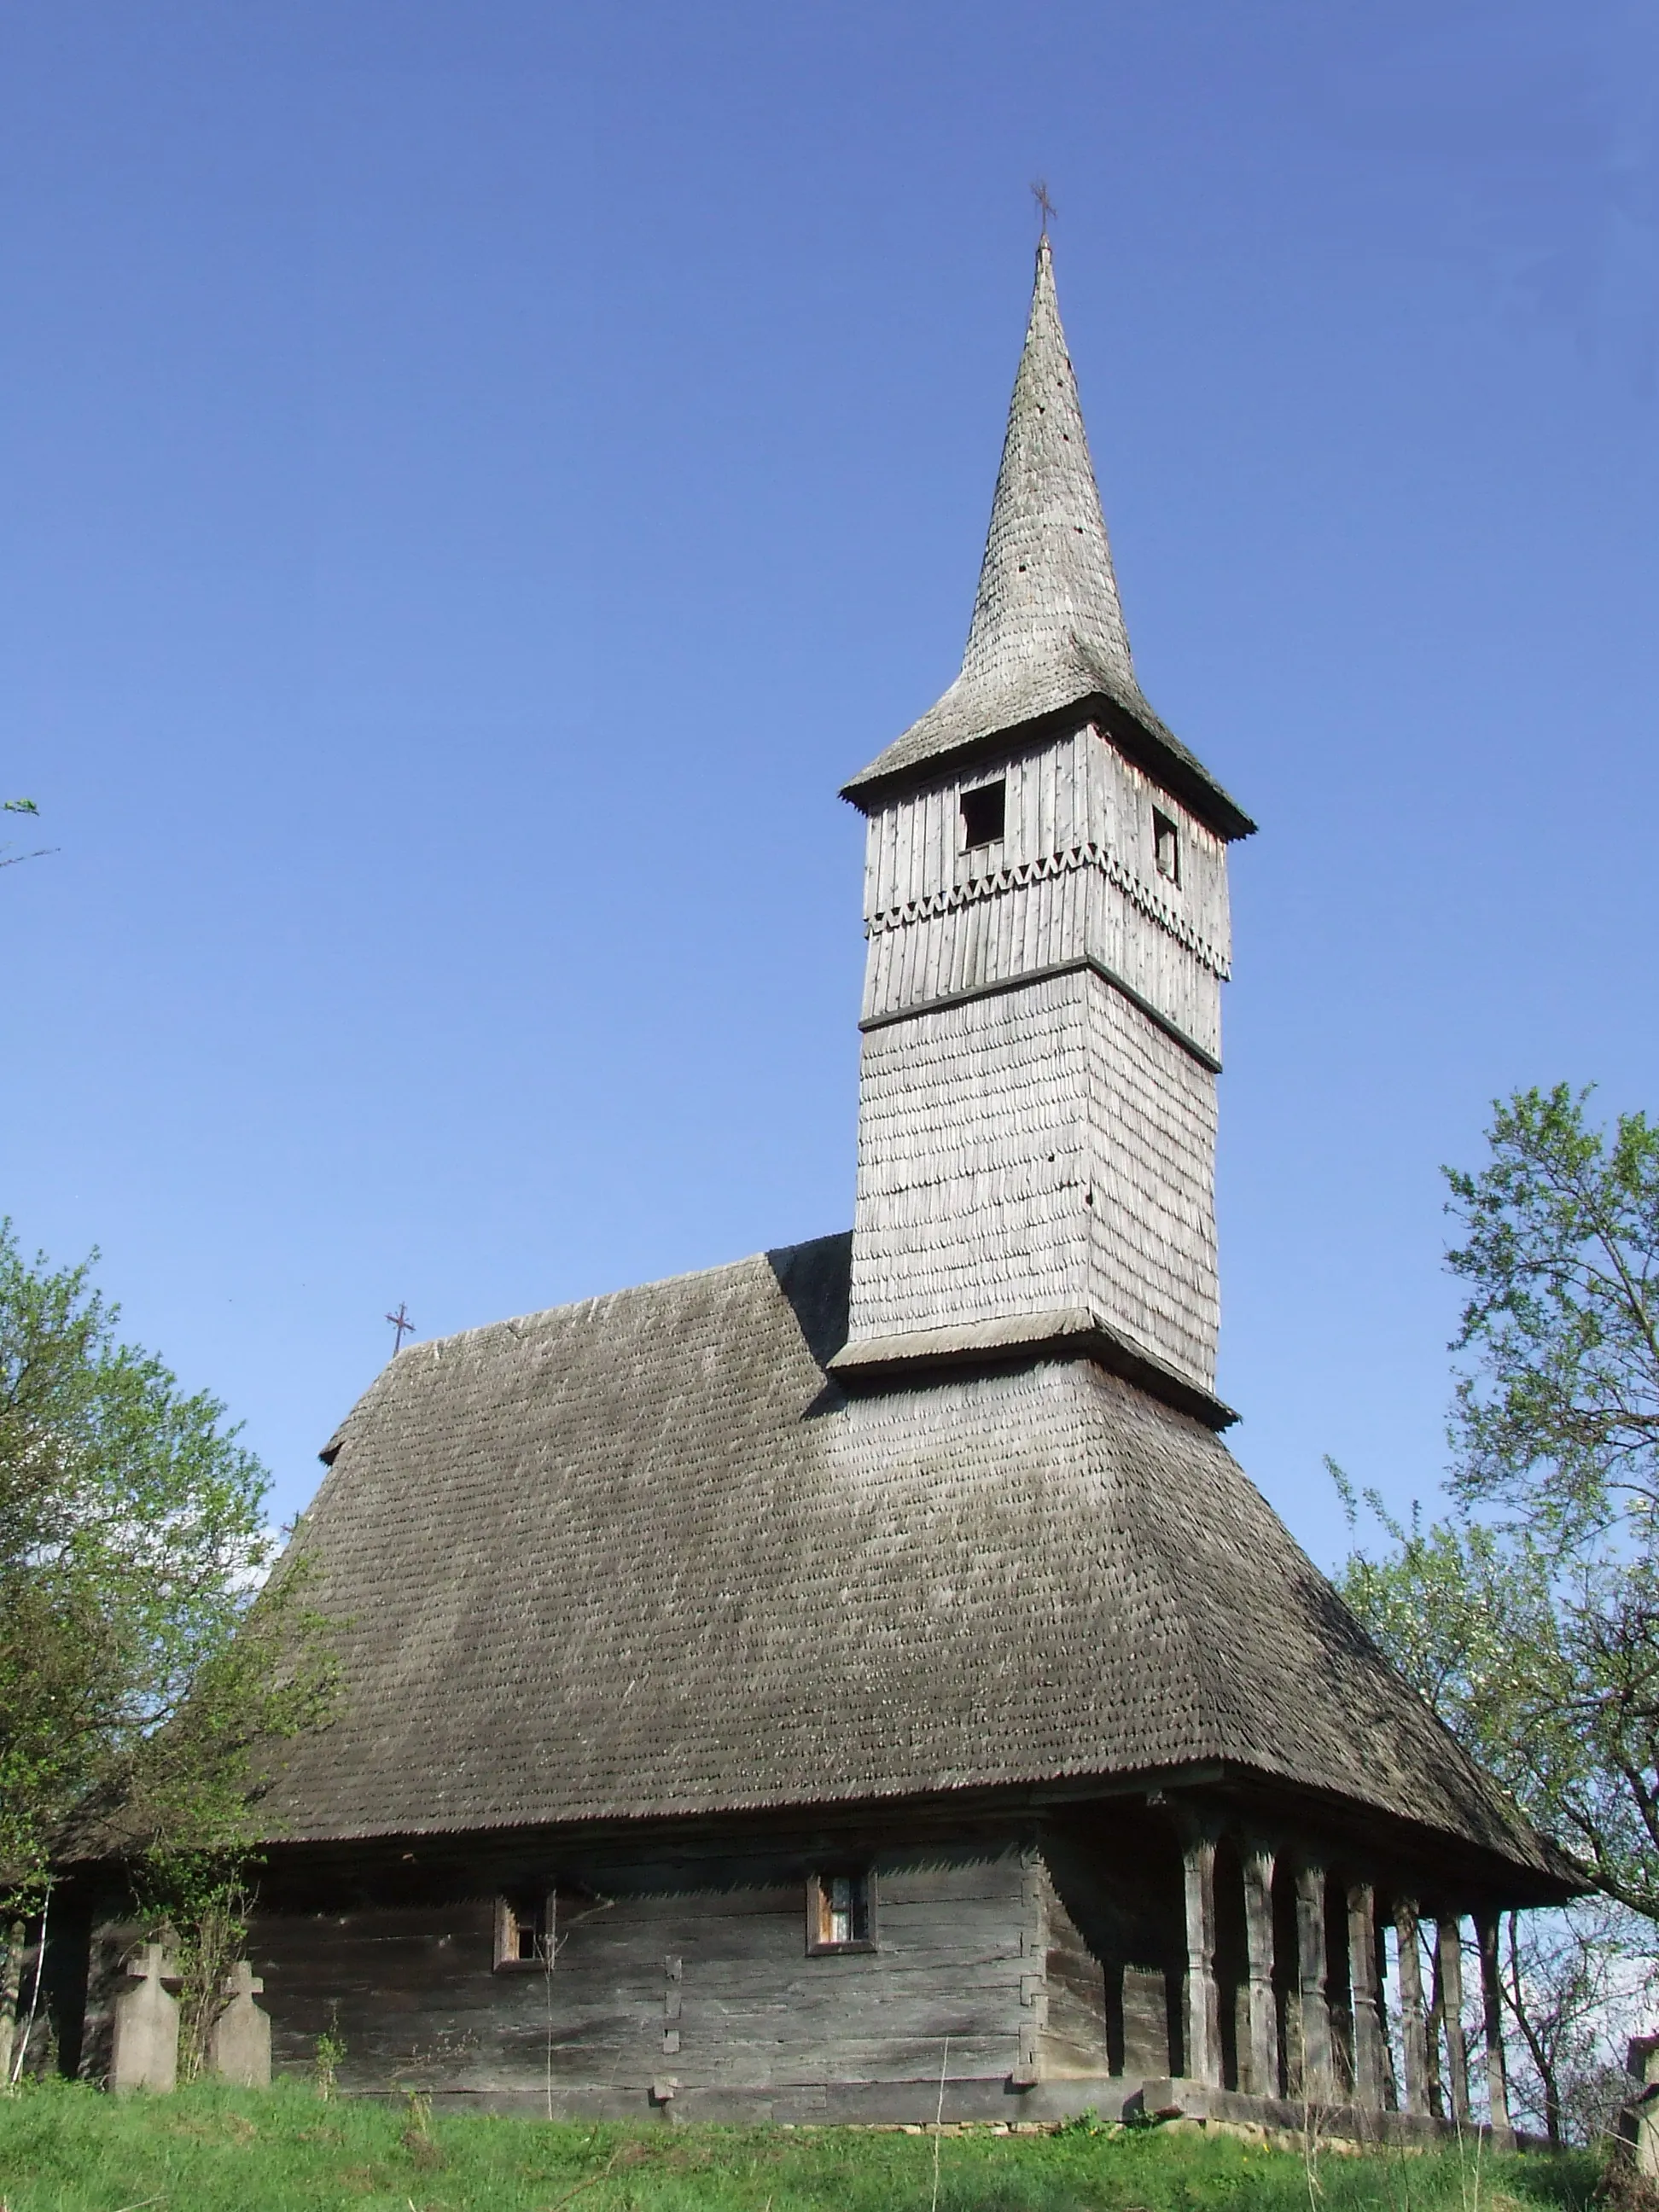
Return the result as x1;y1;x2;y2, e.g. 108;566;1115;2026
866;842;1231;978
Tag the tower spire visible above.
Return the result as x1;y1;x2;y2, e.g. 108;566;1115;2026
843;236;1252;842
958;231;1138;717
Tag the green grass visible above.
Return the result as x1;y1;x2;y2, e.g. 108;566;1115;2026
0;2080;1600;2212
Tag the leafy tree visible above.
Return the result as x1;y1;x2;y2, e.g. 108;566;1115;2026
1447;1086;1659;1918
1335;1085;1659;2139
0;1222;335;1978
1498;1901;1646;2148
1341;1086;1659;1914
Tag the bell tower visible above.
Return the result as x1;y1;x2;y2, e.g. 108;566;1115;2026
831;236;1254;1427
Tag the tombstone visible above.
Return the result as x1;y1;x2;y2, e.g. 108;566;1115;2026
111;1943;179;2094
208;1960;271;2088
1622;2035;1659;2176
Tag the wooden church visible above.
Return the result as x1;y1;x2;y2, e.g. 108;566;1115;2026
83;236;1575;2127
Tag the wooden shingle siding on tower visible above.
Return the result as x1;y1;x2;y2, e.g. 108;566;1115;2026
837;234;1242;1410
847;976;1220;1391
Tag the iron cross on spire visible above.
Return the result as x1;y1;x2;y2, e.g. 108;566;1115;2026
1031;178;1057;236
386;1301;416;1353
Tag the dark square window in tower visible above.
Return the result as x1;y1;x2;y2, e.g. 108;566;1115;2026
1154;809;1180;885
960;780;1006;850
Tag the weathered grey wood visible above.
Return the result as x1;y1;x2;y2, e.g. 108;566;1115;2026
1011;1855;1046;2085
1242;1845;1277;2097
246;1840;1038;2099
1040;1896;1109;2078
1119;1965;1173;2079
1437;1918;1470;2122
1474;1913;1511;2138
1294;1863;1332;2100
848;688;1232;1415
847;965;1223;1405
1346;1882;1385;2110
1394;1898;1429;2115
1179;1826;1220;2087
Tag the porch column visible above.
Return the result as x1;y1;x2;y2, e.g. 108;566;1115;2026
1295;1860;1333;2101
1347;1882;1387;2110
1394;1897;1430;2115
1437;1916;1471;2123
1474;1912;1513;2139
1242;1843;1278;2098
1179;1822;1221;2086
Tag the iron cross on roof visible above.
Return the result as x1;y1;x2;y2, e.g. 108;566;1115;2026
1031;178;1057;236
386;1301;416;1352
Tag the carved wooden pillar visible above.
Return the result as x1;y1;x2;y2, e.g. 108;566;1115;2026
1347;1882;1386;2110
1242;1844;1278;2097
1425;1932;1447;2118
1394;1897;1430;2115
1295;1860;1333;2102
1437;1917;1471;2122
1179;1824;1221;2086
1474;1912;1512;2139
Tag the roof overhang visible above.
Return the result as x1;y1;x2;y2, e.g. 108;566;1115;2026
841;684;1257;845
830;1307;1238;1432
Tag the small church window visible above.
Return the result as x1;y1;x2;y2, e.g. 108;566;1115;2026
1153;809;1180;885
960;780;1006;851
806;1869;876;1953
494;1892;554;1970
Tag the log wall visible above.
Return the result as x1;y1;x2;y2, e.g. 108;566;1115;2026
244;1838;1050;2110
123;1819;1185;2120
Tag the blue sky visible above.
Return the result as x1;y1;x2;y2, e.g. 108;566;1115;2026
3;0;1655;1563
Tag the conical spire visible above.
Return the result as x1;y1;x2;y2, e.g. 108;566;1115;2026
844;237;1253;841
958;232;1138;705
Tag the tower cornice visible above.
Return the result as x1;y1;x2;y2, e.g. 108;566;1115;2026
842;690;1255;842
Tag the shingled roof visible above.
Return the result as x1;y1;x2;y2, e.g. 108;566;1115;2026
843;236;1254;842
261;1233;1561;1889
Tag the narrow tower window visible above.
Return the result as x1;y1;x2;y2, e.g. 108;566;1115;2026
960;780;1006;850
1153;809;1180;885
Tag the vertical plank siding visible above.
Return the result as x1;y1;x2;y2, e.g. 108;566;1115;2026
849;726;1229;1394
860;725;1229;1060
